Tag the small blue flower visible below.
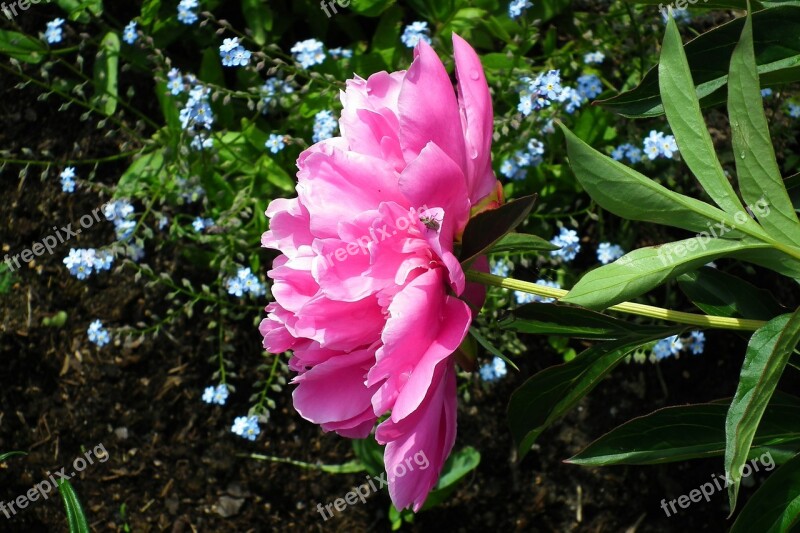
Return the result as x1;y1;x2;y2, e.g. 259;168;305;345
549;227;581;262
179;86;214;131
653;335;683;360
665;8;691;24
122;21;138;44
788;103;800;118
231;415;261;441
400;21;431;48
265;134;286;154
226;267;266;297
597;242;625;264
479;356;508;381
508;0;533;19
60;166;76;193
761;88;773;98
45;18;65;44
688;331;705;355
177;0;199;24
203;384;229;405
167;68;185;95
611;146;626;161
514;291;536;305
643;130;678;160
577;74;603;100
558;86;585;114
87;320;110;347
312;110;338;142
584;51;605;64
290;39;326;68
328;47;353;59
192;217;213;233
219;38;251;67
261;77;294;107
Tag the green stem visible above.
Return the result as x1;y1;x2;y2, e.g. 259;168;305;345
467;271;766;332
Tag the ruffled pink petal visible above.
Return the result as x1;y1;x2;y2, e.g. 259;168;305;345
375;359;458;511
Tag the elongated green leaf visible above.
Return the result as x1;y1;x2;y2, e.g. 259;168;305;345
93;32;120;116
731;452;800;533
678;267;784;320
241;0;273;45
459;195;537;266
599;7;800;117
660;15;750;218
0;451;27;462
563;237;769;311
499;303;674;339
569;394;800;466
0;30;46;64
560;124;757;236
725;309;800;512
488;232;558;255
469;327;519;372
728;12;800;250
57;0;103;22
508;334;677;458
57;479;90;533
139;0;161;26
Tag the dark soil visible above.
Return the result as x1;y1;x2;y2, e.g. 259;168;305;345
3;10;800;533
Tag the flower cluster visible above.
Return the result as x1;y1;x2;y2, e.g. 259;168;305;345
291;39;326;69
220;38;252;68
45;18;64;44
490;259;512;278
231;415;261;441
643;130;679;160
479;356;508;382
611;142;643;164
103;200;136;241
60;167;76;193
596;242;625;264
514;279;560;304
178;0;199;25
652;331;705;360
122;21;138;45
584;51;605;64
64;248;114;279
179;85;215;149
329;47;353;60
401;21;432;48
202;384;229;405
508;0;533;19
312;110;338;142
550;227;581;262
87;320;111;347
192;217;214;233
265;134;286;154
261;77;294;107
225;267;267;298
518;70;563;116
788;102;800;118
576;74;603;100
499;138;545;180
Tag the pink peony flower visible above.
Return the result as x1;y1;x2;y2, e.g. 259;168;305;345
260;34;501;511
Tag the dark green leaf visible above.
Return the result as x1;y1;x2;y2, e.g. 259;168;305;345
499;303;674;339
508;334;677;458
459;195;537;266
678;267;784;320
469;327;519;372
599;7;800;117
241;0;273;45
488;232;558;255
349;0;395;17
0;30;46;64
725;309;800;512
93;32;120;116
351;438;385;477
731;452;800;533
569;394;800;466
0;451;27;462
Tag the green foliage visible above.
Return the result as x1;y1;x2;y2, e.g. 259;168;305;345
57;478;90;533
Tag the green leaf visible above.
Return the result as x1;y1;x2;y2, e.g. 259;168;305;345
678;267;784;320
559;123;755;236
659;15;751;217
459;195;537;266
728;11;800;250
57;0;103;22
0;30;46;64
0;451;27;462
499;303;674;339
420;447;481;510
725;309;800;512
569;394;800;466
488;232;558;255
731;452;800;533
349;0;395;17
508;334;676;458
469;327;519;372
57;478;90;533
93;32;120;116
351;438;385;477
116;149;165;197
139;0;161;26
562;238;769;311
241;0;273;46
631;0;800;9
599;7;800;118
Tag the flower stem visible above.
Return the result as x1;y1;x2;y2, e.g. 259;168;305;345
466;271;766;332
